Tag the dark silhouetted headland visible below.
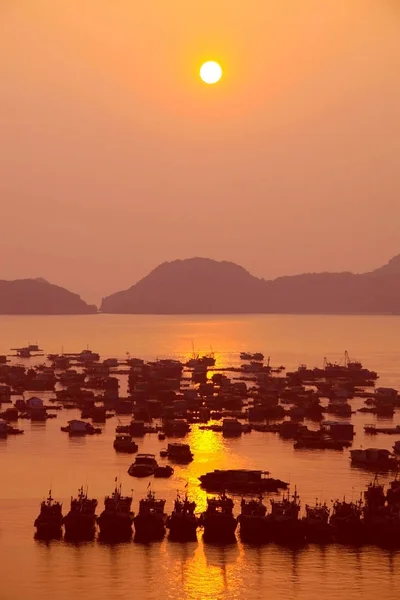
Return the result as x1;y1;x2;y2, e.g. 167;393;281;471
100;256;400;315
0;279;97;314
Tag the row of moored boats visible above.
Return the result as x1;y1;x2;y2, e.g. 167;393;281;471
34;475;400;546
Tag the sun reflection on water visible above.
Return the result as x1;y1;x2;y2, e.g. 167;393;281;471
167;542;243;600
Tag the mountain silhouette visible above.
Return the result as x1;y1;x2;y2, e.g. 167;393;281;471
100;256;400;315
0;279;97;314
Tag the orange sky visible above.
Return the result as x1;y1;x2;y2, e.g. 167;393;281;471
1;0;399;303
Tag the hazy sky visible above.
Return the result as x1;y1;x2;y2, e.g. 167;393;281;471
1;0;399;303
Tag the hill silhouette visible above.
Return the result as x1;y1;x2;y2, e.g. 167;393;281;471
0;279;97;314
100;255;400;315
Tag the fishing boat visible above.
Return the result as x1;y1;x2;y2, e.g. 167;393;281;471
63;486;98;539
97;481;134;541
200;493;237;543
269;489;304;544
330;498;364;544
302;502;332;543
133;489;167;541
113;434;138;454
166;492;198;541
362;478;390;545
34;491;63;539
238;496;270;543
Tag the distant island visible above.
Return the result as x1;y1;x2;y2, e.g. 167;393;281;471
100;255;400;315
3;255;400;315
0;279;97;315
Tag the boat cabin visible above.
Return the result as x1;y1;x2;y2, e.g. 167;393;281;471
320;421;354;440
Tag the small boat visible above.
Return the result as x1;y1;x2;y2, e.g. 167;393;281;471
364;424;400;435
238;496;270;543
133;490;167;541
127;454;158;477
97;481;134;541
34;490;63;539
158;432;166;441
0;419;24;437
166;442;193;464
294;436;349;450
159;448;168;457
63;486;98;540
350;448;400;471
240;352;264;361
154;465;174;478
113;434;138;454
166;492;198;541
200;493;237;543
60;419;101;436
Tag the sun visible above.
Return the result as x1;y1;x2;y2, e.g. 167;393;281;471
200;61;222;85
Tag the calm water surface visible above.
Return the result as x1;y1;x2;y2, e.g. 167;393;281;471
1;314;400;600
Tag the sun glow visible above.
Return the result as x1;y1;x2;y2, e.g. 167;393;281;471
200;61;222;84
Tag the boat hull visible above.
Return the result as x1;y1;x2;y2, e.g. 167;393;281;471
201;513;237;543
133;514;166;541
113;443;138;453
270;519;305;545
63;514;97;540
303;521;333;544
34;517;63;539
364;518;400;547
330;519;365;545
166;515;198;542
97;513;134;541
127;466;155;477
239;515;272;544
